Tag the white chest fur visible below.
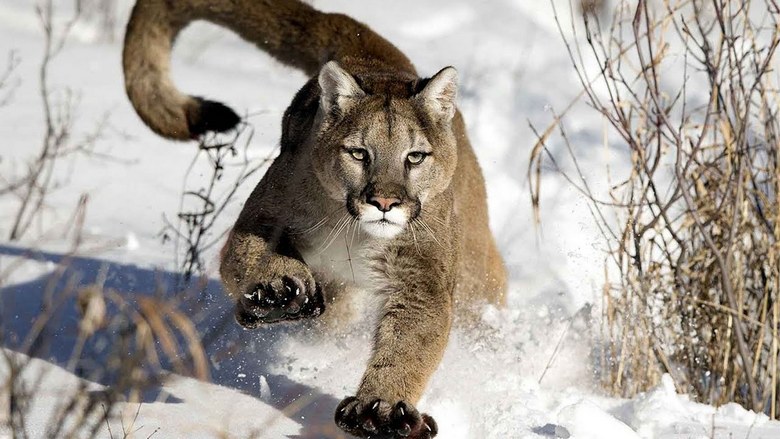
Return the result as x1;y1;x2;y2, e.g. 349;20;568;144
300;226;391;327
301;224;370;286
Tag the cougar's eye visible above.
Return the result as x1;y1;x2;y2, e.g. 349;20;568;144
406;151;428;165
348;148;368;161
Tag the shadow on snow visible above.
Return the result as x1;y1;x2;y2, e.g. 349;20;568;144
0;244;347;438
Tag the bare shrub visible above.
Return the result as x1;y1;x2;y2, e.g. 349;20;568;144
0;51;21;108
161;120;275;288
579;0;608;16
0;51;23;197
6;0;110;241
531;0;780;416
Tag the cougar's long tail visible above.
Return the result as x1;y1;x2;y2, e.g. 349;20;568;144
123;0;415;140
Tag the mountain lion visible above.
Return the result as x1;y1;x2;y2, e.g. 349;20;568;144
123;0;506;437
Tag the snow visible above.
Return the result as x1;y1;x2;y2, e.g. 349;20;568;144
1;0;779;438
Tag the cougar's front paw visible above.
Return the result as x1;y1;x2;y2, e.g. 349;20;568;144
234;264;324;328
335;397;437;439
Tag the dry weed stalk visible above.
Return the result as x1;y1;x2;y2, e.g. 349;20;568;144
1;238;209;437
2;283;210;438
580;0;608;16
6;0;108;241
0;50;21;108
3;165;208;438
531;0;780;415
0;51;24;197
162;120;275;287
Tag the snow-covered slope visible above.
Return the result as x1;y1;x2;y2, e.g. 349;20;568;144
1;0;779;438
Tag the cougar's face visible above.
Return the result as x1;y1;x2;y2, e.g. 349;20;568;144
311;63;459;239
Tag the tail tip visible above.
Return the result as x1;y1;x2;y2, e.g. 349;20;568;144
187;97;242;138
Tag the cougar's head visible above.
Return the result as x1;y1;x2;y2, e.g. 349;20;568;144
312;61;459;239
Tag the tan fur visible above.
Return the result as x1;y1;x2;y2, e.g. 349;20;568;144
123;1;506;437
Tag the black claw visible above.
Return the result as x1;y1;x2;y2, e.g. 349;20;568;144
234;274;325;328
335;397;437;439
305;284;326;315
422;414;438;437
335;397;360;432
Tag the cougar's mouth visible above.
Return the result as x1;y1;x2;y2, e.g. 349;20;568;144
361;217;406;239
345;193;420;239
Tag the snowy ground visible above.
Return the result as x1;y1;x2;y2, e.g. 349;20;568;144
1;0;779;438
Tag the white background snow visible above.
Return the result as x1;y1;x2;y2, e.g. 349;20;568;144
1;0;779;438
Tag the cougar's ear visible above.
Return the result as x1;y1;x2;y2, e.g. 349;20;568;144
416;66;458;122
318;61;365;118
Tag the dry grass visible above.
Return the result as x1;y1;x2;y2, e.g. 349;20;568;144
0;211;209;438
531;0;780;416
0;2;210;436
160;119;275;288
5;0;111;241
0;50;20;109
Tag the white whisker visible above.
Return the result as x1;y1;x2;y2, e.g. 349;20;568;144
344;219;357;282
415;218;444;249
318;213;349;253
428;215;447;228
298;215;329;235
420;209;447;227
295;203;347;236
409;221;422;255
319;213;352;254
350;216;360;248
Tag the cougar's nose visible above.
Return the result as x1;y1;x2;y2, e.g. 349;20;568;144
368;196;401;212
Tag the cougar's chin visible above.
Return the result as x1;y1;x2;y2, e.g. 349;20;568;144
361;219;406;239
359;206;408;239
